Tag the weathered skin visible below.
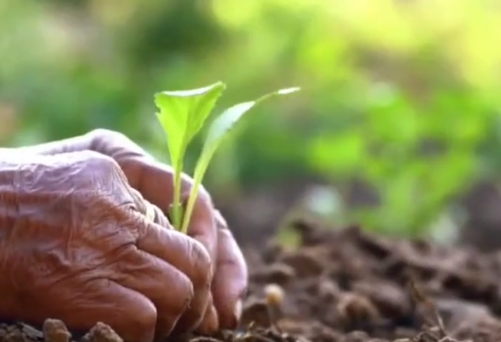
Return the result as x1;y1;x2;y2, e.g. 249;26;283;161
0;129;248;342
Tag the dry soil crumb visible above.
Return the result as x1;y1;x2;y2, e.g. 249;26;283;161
43;319;71;342
81;323;122;342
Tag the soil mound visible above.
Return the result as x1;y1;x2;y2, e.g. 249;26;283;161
3;219;501;342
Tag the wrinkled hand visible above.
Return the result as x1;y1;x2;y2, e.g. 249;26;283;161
0;129;248;342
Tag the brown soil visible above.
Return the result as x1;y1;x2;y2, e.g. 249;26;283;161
3;218;501;342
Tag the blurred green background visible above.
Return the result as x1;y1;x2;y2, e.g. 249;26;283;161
3;0;501;247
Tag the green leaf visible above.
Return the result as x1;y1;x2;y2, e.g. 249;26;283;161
154;81;226;230
180;86;300;233
154;81;226;167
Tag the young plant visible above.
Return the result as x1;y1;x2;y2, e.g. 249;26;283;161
154;81;300;233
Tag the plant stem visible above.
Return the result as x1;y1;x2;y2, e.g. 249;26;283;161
172;161;183;230
180;180;200;234
180;148;213;234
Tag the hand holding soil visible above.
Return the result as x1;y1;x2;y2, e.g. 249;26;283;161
0;129;248;342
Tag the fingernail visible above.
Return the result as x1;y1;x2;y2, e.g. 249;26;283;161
145;201;155;222
233;299;243;322
197;305;219;334
209;305;219;332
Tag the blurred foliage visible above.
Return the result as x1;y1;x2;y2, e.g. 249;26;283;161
2;0;501;238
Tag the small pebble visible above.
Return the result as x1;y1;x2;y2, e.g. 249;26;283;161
264;283;285;306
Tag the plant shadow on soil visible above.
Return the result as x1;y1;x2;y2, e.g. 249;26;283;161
3;218;501;342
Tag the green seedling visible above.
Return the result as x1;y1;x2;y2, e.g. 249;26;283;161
154;81;300;233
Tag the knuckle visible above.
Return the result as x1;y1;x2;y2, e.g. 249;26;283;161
76;151;131;208
87;128;124;142
215;210;229;230
181;176;212;201
83;151;120;171
196;186;212;205
81;151;126;189
218;227;234;242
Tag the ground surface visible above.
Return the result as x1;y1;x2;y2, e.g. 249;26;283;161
2;218;501;342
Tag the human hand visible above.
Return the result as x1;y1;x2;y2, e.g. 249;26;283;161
2;129;248;339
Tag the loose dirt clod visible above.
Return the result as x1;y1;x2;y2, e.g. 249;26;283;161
81;323;122;342
3;220;501;342
43;319;71;342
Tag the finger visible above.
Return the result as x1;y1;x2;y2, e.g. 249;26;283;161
129;187;171;228
152;204;171;227
211;222;248;329
195;294;219;335
133;212;212;333
112;245;194;340
179;191;218;266
130;160;218;261
124;159;175;213
9;278;157;342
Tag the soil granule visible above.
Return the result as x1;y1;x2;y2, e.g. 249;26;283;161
3;219;501;342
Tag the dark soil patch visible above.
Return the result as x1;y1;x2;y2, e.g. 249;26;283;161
3;218;501;342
